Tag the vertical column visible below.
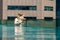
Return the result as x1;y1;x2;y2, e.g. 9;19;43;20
0;0;2;20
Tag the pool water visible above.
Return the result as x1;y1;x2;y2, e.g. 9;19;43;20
0;20;56;40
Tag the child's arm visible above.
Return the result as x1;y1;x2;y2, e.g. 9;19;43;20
14;18;19;24
20;15;26;20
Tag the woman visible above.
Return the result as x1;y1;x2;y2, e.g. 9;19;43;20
14;13;25;26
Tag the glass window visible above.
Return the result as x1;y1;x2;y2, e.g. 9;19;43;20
44;6;53;11
49;0;53;1
44;17;53;20
8;6;37;10
7;17;17;20
24;17;36;20
29;6;36;10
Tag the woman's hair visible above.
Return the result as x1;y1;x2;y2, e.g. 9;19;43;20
18;13;23;16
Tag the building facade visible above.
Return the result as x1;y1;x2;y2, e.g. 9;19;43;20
0;0;56;20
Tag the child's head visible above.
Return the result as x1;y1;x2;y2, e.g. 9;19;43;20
18;13;23;17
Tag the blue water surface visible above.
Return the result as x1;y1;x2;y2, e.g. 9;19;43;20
0;20;56;40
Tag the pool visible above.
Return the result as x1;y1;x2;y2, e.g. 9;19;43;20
0;20;56;40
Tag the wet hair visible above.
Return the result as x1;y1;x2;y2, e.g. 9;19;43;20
18;13;23;16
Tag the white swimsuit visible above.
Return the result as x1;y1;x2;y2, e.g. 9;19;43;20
14;18;22;24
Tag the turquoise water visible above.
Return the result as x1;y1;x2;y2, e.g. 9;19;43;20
0;20;56;40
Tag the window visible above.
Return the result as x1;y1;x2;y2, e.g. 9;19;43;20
44;17;53;21
29;6;36;10
24;17;36;20
8;6;37;10
44;6;53;11
49;0;53;1
7;17;17;20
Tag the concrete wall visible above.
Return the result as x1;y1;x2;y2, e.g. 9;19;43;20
3;0;56;20
42;0;56;19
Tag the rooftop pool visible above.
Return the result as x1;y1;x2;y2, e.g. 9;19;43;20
0;19;58;40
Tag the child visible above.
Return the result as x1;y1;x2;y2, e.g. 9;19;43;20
14;13;25;26
14;13;25;40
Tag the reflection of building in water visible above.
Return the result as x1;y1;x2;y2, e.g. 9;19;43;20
2;25;24;40
1;21;56;40
2;25;14;40
15;25;24;40
26;20;56;27
0;25;2;40
0;0;56;20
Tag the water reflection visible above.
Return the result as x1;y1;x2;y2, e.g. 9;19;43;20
2;25;14;40
56;19;60;40
15;24;24;40
1;20;56;40
26;20;56;27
